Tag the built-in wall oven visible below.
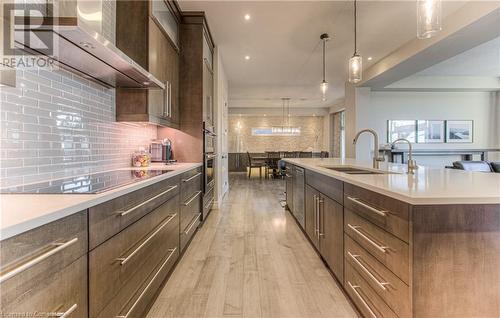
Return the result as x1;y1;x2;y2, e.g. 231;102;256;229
203;122;216;220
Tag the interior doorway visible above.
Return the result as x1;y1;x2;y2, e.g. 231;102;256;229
330;110;345;159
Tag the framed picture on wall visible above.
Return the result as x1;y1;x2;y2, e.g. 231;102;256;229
387;120;417;143
446;120;473;143
417;120;445;143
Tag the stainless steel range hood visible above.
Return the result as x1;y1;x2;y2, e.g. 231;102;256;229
13;1;164;89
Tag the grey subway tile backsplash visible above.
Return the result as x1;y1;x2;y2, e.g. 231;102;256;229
0;66;157;187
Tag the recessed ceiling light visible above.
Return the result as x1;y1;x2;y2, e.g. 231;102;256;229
244;14;251;21
245;55;250;60
263;114;267;116
367;56;373;61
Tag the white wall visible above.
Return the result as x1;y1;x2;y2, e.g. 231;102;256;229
355;90;500;165
214;48;229;206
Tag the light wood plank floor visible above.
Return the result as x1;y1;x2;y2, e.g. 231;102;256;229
147;173;357;318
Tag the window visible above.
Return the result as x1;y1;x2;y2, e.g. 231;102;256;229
387;120;416;143
251;127;301;136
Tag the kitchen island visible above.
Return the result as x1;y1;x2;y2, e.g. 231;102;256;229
283;158;500;318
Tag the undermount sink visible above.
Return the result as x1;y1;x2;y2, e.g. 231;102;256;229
322;166;389;175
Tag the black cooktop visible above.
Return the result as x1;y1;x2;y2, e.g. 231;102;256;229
0;169;172;194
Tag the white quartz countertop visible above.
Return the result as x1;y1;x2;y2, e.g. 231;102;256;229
0;163;202;240
283;158;500;205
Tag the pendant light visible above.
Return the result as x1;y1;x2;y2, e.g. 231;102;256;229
320;33;330;101
417;0;442;39
348;0;362;84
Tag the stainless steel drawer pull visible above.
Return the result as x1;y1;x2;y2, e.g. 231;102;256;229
118;185;178;217
347;224;389;253
116;214;177;266
182;172;202;182
205;198;214;209
116;247;177;318
56;303;78;318
348;281;378;318
347;197;387;217
0;237;78;283
185;213;201;235
348;252;390;291
183;191;202;206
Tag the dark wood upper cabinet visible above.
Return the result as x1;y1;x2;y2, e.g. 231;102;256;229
159;12;215;163
115;0;181;128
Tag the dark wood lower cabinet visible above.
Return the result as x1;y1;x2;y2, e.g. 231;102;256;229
89;197;179;317
0;167;203;318
0;256;88;318
319;194;344;283
289;163;500;318
305;184;319;249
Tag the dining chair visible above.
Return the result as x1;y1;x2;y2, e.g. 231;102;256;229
247;152;266;179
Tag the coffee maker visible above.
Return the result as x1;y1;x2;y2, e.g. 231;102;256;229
150;139;176;164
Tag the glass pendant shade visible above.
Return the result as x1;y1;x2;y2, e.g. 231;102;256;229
348;54;362;84
320;81;328;101
417;0;442;39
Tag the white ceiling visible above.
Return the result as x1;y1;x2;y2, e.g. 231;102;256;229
418;36;500;76
178;0;467;107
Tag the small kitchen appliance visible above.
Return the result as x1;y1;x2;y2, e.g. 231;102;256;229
150;139;176;164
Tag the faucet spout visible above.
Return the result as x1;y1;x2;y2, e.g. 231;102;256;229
391;138;418;174
353;129;384;169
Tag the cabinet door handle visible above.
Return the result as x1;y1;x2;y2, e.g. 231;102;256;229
117;186;177;217
169;82;172;117
347;252;390;291
183;191;202;206
0;237;78;283
182;172;202;183
116;247;177;318
319;198;324;237
185;213;201;235
312;195;318;236
55;303;78;318
347;281;378;318
347;224;389;253
347;196;387;217
116;214;177;265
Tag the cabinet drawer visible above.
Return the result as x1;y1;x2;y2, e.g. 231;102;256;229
345;209;410;284
180;189;202;232
345;235;410;318
306;169;343;205
181;213;201;252
180;167;202;203
90;196;179;318
344;183;409;242
345;261;398;318
116;246;178;318
1;255;88;318
89;176;180;249
0;211;87;287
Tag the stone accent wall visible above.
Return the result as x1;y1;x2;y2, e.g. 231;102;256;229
228;116;325;153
